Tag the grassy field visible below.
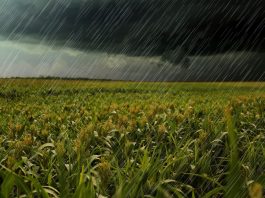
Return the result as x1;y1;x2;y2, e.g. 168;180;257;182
0;79;264;197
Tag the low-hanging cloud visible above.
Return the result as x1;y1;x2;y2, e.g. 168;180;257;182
0;41;264;81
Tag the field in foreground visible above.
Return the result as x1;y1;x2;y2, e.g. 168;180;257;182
0;80;264;197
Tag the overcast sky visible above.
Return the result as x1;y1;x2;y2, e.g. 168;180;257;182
0;0;264;81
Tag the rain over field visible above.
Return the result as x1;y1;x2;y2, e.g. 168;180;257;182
0;0;264;197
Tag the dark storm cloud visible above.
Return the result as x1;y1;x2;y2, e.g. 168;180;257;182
0;0;264;81
1;0;265;56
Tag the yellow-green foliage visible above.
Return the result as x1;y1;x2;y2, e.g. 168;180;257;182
0;80;264;197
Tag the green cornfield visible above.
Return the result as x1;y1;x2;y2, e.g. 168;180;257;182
0;79;264;197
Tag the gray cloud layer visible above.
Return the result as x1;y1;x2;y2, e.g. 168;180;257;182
0;41;264;81
0;0;264;81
